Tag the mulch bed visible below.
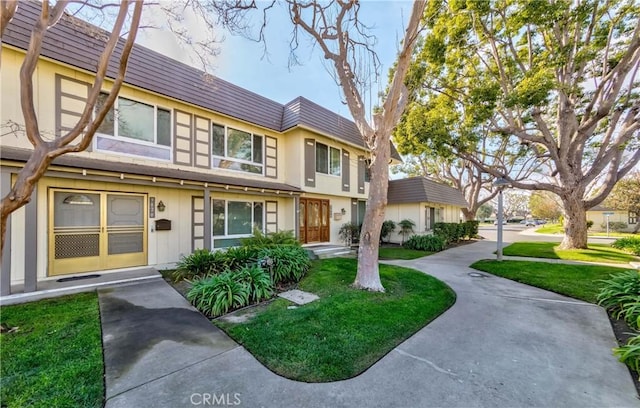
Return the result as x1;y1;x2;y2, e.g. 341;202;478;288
608;316;640;396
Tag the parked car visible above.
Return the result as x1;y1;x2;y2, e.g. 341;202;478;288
525;219;544;227
493;219;507;225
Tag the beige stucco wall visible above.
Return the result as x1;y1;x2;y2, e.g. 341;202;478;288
1;46;288;186
6;172;295;285
586;210;635;232
385;202;464;244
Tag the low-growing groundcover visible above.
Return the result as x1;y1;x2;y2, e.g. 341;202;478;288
0;293;104;408
502;241;639;264
216;258;455;382
470;260;630;303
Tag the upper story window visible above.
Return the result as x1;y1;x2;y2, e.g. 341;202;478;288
316;142;341;176
95;94;172;160
211;124;263;174
364;159;371;182
630;211;638;224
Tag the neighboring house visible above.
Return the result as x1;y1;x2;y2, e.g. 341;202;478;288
385;177;468;243
587;205;638;233
0;2;401;293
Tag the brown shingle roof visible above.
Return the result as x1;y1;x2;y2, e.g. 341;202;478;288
387;177;468;207
3;1;400;160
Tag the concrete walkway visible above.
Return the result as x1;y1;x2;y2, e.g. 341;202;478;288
99;241;639;408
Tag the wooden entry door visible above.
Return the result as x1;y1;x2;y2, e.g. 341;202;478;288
299;198;330;244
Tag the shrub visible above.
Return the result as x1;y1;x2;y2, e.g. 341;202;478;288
172;249;227;282
224;246;261;270
612;236;640;256
597;270;640;330
613;335;640;379
259;246;311;284
434;222;465;244
398;219;416;244
339;222;361;246
187;271;250;316
462;220;479;239
586;220;594;230
380;220;396;243
404;234;446;252
601;221;628;232
236;264;274;302
241;228;299;248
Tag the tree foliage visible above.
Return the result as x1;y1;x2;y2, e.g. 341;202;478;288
604;171;640;232
529;191;563;221
397;0;640;249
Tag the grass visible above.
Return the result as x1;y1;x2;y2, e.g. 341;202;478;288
0;293;104;408
216;258;455;382
378;247;433;260
471;260;631;303
502;241;639;264
537;223;636;237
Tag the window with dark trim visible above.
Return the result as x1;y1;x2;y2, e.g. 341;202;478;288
364;159;372;182
630;211;638;224
212;199;264;237
315;142;341;176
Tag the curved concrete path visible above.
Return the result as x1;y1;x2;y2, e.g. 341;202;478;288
99;240;639;408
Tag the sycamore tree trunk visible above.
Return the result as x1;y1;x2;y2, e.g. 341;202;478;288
461;208;475;222
353;134;389;292
559;192;589;249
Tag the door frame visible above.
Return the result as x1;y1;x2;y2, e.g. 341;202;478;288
48;188;148;276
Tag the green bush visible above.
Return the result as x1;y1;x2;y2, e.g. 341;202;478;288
339;222;361;246
224;246;261;270
187;271;250;316
259;246;311;284
241;228;299;248
434;222;465;244
404;234;447;252
614;335;640;380
586;220;594;230
601;221;628;232
380;220;396;243
612;236;640;256
462;220;479;239
237;264;274;302
172;249;228;282
597;270;640;331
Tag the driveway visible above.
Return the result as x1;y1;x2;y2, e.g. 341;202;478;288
101;240;639;408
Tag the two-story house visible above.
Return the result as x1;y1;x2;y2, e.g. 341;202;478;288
1;2;398;294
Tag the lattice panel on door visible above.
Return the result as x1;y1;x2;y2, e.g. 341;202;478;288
55;234;100;259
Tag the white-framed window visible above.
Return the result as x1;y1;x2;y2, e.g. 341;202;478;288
316;142;341;176
212;199;264;237
95;94;172;160
211;124;263;174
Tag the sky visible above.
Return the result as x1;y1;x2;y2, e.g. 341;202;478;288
136;1;413;119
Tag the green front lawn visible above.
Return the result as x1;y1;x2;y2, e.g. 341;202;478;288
216;258;455;382
471;260;630;303
0;293;104;408
378;247;433;260
537;223;636;238
502;241;639;264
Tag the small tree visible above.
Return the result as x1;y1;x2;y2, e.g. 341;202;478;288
398;219;416;245
380;220;396;244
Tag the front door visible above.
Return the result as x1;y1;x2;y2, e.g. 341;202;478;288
299;198;330;244
49;189;147;275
